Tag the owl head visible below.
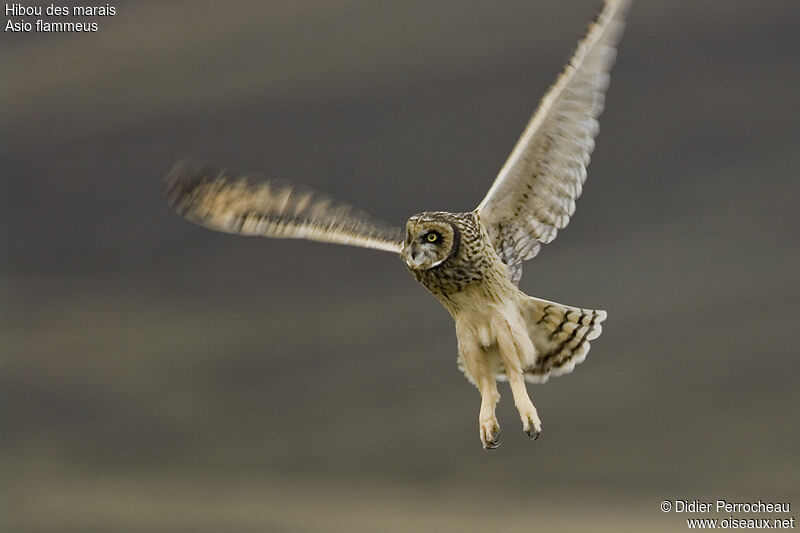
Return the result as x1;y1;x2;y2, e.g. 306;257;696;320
402;212;460;270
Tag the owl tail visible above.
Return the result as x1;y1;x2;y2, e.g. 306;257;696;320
520;296;607;383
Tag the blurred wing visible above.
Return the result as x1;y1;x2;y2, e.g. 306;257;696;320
165;159;405;254
476;0;629;283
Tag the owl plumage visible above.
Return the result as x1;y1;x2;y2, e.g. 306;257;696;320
165;0;628;449
402;210;605;446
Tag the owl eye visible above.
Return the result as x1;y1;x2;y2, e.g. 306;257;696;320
426;231;441;243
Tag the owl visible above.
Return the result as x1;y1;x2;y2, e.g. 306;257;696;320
165;0;628;449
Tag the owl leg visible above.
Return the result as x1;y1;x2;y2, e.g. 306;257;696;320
495;319;542;440
459;338;501;449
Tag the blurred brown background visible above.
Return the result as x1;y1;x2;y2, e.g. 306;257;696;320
2;1;799;531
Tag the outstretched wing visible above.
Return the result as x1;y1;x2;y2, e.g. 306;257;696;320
476;0;629;283
165;159;405;253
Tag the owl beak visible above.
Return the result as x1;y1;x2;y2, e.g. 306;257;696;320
404;244;423;270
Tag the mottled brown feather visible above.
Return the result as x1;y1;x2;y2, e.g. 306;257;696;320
165;159;405;253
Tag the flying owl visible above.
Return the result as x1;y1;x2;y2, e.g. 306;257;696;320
165;0;629;449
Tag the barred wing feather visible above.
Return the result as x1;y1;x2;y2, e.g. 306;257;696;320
165;159;405;254
476;0;630;283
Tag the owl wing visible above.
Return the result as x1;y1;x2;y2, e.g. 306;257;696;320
165;159;405;254
475;0;629;283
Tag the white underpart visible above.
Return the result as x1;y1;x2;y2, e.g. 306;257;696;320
451;286;542;444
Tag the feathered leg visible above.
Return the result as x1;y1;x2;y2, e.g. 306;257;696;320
494;314;542;440
458;335;501;449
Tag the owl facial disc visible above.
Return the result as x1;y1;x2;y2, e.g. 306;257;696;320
402;214;458;270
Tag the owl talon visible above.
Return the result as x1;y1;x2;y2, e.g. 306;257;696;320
484;439;500;450
484;429;500;449
520;406;541;441
480;420;501;450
